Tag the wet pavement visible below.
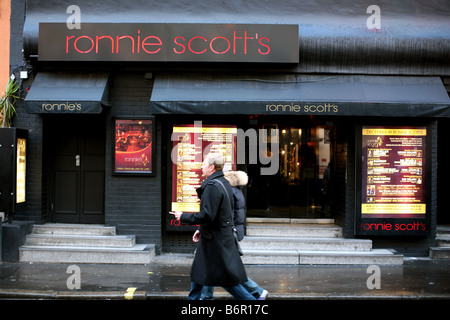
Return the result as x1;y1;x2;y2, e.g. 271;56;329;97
0;254;449;300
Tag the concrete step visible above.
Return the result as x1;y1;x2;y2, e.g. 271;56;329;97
437;235;450;247
246;223;342;238
437;225;450;236
429;247;450;259
246;217;335;224
19;223;155;264
240;236;372;251
19;244;156;264
32;223;116;236
241;249;403;265
25;233;135;248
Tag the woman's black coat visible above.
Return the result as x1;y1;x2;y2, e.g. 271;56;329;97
180;170;247;287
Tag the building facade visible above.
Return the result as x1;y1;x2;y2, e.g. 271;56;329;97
7;0;450;257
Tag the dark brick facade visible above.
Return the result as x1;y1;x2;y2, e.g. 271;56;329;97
6;0;449;256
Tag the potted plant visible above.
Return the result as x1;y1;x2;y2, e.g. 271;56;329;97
0;78;20;128
0;78;23;224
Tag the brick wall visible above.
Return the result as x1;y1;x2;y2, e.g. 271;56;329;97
104;73;162;249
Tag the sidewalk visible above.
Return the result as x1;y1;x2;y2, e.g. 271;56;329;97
0;254;449;300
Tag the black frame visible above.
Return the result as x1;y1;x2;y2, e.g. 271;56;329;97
0;128;28;214
113;116;156;176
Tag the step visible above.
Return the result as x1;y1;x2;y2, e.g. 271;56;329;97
25;233;135;248
246;218;335;224
241;249;403;265
32;224;116;236
19;244;155;264
240;236;372;251
429;247;450;259
437;225;450;236
246;223;342;238
437;235;450;247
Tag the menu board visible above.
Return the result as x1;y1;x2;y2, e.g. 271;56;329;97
361;127;427;219
168;124;237;230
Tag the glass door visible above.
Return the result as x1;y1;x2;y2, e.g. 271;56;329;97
247;123;333;219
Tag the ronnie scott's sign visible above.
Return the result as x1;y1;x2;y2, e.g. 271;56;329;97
38;23;299;63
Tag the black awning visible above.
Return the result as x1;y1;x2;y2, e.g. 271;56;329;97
150;74;450;117
24;72;110;114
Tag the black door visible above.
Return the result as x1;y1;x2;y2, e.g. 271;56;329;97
46;115;105;224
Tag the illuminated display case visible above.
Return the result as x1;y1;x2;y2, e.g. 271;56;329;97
0;128;28;220
167;124;237;231
355;125;430;236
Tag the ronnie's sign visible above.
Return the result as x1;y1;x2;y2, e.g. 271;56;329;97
38;23;299;63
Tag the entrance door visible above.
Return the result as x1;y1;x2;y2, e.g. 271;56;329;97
247;124;333;219
46;115;106;224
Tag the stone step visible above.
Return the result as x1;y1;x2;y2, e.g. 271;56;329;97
19;223;155;264
25;233;135;248
240;236;372;251
246;223;342;238
241;249;403;265
429;247;450;259
246;218;335;224
437;235;450;247
32;224;116;236
437;225;450;236
19;244;155;264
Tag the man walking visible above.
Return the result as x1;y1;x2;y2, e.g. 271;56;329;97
171;153;255;300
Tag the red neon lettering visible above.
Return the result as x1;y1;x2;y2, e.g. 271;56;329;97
243;31;254;54
188;36;207;54
64;29;272;57
96;35;114;53
141;36;162;54
173;36;186;54
258;37;271;55
233;31;243;54
66;35;75;53
74;36;95;53
116;35;135;53
137;30;141;53
210;36;231;54
361;222;426;232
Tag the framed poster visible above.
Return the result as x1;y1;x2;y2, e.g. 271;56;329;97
16;138;27;203
113;117;155;176
356;126;429;236
167;124;237;231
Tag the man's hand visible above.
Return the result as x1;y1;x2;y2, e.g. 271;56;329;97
192;230;200;243
170;211;183;221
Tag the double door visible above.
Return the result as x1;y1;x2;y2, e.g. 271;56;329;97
46;115;105;224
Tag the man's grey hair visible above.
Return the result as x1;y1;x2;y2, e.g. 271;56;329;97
204;153;225;171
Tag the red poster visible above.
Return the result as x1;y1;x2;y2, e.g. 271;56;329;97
114;118;154;175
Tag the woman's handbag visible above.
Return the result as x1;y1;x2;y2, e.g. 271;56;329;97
215;179;244;256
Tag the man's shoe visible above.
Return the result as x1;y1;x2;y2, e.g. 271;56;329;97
258;290;269;300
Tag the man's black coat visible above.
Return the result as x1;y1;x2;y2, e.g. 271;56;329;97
180;170;247;287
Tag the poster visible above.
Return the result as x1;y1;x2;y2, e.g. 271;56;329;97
114;118;155;175
168;124;237;230
357;126;428;236
16;138;26;203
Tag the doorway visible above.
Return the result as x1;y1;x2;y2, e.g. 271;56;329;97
246;122;334;219
44;114;106;224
